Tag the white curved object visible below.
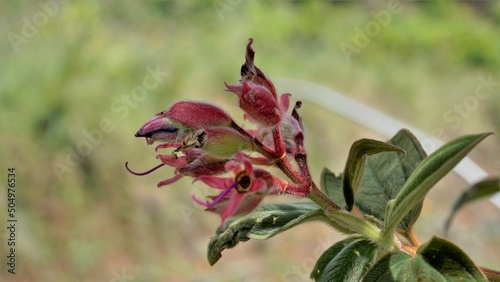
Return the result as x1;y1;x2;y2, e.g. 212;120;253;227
275;78;499;208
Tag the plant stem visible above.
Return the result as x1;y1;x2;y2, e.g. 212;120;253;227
295;152;312;182
275;157;306;184
307;183;341;211
480;267;500;281
272;126;284;157
406;226;422;247
230;120;306;184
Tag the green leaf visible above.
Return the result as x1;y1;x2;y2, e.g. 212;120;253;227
353;129;428;231
417;236;488;281
363;237;488;282
321;167;345;208
384;132;492;237
207;202;325;265
311;236;362;280
397;255;447;282
362;251;412;281
444;178;499;236
342;139;405;211
315;237;378;282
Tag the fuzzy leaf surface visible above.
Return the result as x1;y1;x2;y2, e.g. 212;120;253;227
342;139;405;211
384;132;492;236
313;237;378;282
364;237;487;282
311;236;362;281
207;202;324;265
358;129;428;231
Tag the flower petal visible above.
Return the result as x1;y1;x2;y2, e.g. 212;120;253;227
220;193;245;228
234;153;253;176
280;93;291;113
157;174;183;187
157;154;187;167
224;160;242;173
249;178;266;192
198;176;235;189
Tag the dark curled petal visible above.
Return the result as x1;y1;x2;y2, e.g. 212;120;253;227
240;64;250;77
292;101;304;130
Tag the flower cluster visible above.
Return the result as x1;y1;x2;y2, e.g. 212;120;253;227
127;39;312;226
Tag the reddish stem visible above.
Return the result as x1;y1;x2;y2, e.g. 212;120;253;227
230;121;305;184
272;126;285;158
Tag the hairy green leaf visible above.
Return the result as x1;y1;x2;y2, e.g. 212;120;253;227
343;139;405;211
314;237;378;282
444;178;499;236
384;132;492;237
321;167;345;208
207;202;325;265
353;129;427;231
364;237;488;281
397;255;447;282
311;236;362;280
417;236;487;281
362;251;412;281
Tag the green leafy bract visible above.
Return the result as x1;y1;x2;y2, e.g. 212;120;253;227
311;236;362;280
362;251;412;281
321;129;427;231
207;202;324;265
342;139;405;211
364;237;487;281
321;168;345;208
312;236;378;282
384;132;492;237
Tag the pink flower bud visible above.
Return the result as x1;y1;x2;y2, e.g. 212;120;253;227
135;116;182;145
163;101;233;128
240;38;277;99
225;81;282;127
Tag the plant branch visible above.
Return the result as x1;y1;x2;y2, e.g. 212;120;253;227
480;267;500;281
406;226;422;247
308;183;341;211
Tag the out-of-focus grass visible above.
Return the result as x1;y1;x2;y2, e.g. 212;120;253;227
0;1;499;281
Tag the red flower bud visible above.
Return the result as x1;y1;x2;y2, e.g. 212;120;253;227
225;81;282;127
163;101;233;128
240;38;277;100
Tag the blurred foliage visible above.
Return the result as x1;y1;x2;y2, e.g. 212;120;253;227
0;1;498;281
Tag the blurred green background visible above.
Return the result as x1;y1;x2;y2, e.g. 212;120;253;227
1;1;499;281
